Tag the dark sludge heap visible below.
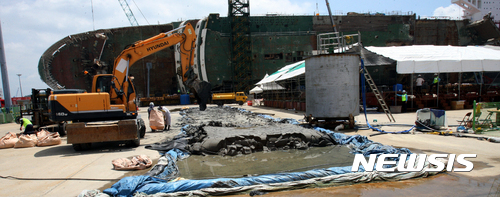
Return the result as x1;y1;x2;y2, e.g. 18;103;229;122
147;107;340;156
145;107;356;179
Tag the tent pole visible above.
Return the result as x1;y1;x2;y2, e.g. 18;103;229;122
411;73;414;110
480;71;483;102
446;73;449;94
458;72;461;100
437;73;439;108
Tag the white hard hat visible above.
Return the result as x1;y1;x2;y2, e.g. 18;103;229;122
149;102;154;107
402;90;406;93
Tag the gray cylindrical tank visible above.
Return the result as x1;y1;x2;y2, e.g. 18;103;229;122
305;54;360;119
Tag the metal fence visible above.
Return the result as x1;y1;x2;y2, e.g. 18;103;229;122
0;106;21;124
317;31;361;54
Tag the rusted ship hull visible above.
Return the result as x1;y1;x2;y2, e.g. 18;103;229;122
39;13;493;98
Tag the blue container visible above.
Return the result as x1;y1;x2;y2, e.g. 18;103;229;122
180;94;190;105
393;84;402;92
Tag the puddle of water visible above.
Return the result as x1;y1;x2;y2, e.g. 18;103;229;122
177;146;354;180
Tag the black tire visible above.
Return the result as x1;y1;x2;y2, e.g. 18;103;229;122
127;139;140;147
57;122;67;137
73;143;91;151
127;127;141;147
238;101;244;106
138;118;146;138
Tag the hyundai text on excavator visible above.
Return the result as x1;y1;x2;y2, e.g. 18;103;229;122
48;23;211;151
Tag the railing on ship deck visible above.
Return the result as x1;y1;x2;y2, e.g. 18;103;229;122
317;31;361;54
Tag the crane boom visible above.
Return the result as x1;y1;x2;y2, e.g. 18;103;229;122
118;0;139;26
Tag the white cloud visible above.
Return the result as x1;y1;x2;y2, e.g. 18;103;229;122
251;0;314;15
433;4;464;19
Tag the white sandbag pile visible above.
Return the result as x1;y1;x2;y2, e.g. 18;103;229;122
112;155;153;171
0;129;62;149
149;109;165;131
14;134;38;148
0;132;19;149
36;129;62;147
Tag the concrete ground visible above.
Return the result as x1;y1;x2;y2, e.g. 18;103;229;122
0;104;499;196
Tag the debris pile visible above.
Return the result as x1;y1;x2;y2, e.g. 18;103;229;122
147;107;333;156
87;107;446;197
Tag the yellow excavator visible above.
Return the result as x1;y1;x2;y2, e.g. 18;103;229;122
48;23;211;150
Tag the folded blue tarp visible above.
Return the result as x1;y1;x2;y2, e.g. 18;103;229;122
104;165;355;196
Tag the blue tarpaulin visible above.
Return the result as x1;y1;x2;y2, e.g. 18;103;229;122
103;111;412;197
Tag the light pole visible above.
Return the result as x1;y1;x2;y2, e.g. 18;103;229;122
16;74;22;97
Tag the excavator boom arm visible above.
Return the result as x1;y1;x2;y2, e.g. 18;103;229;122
101;22;210;111
112;24;196;92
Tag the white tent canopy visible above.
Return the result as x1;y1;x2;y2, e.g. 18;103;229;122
365;45;500;74
275;61;305;81
256;60;305;85
249;86;263;94
261;83;285;90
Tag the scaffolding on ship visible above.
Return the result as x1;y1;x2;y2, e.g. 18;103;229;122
252;31;361;112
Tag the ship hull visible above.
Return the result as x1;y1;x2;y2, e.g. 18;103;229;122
40;13;481;97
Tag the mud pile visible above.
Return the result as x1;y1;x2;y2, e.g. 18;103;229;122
106;107;424;197
147;107;334;156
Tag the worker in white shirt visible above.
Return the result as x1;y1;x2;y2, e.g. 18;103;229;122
157;106;171;131
415;74;425;94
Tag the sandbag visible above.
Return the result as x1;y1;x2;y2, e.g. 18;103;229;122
36;129;62;147
0;132;19;149
14;134;38;148
112;155;153;170
149;109;165;130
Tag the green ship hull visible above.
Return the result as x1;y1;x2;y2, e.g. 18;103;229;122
39;13;484;97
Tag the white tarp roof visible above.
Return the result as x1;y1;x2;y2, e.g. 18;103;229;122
253;73;285;91
256;61;305;85
365;45;500;74
261;83;285;90
249;86;263;94
278;61;305;81
249;83;287;94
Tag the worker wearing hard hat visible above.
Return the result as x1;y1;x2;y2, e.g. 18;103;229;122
16;117;35;135
147;102;155;119
397;90;408;113
157;106;171;131
431;74;440;94
415;74;424;94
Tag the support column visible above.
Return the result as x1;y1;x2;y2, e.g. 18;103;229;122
0;20;12;110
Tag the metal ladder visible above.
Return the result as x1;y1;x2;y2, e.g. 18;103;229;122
362;68;396;122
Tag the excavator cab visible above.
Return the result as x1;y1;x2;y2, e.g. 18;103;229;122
94;75;113;93
92;74;138;114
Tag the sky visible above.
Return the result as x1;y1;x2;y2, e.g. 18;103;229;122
0;0;464;100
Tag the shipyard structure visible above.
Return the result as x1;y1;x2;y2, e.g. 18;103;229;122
38;9;500;108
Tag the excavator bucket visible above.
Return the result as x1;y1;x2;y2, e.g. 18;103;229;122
184;67;211;111
190;80;212;111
